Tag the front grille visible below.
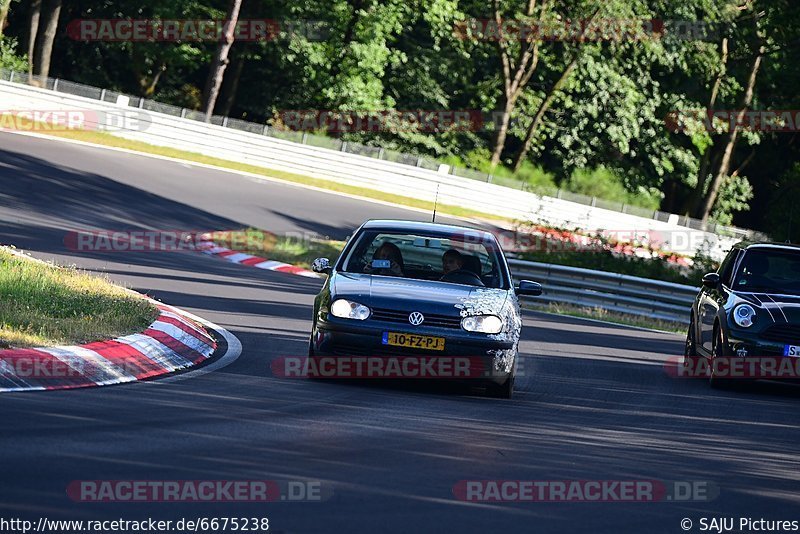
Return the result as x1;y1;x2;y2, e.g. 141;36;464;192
370;308;462;329
761;324;800;344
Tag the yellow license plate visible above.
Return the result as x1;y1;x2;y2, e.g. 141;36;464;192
382;332;445;351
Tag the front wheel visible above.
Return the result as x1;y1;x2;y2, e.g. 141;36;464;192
709;327;728;389
487;373;515;399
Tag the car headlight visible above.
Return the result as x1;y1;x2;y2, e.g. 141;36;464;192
461;315;503;334
330;299;371;320
732;304;756;328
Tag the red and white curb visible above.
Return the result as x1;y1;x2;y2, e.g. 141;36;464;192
195;236;321;278
0;301;218;392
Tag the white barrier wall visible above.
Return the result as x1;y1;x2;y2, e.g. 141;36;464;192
0;80;743;259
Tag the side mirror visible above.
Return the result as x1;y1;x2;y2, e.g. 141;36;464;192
312;257;332;275
516;280;543;296
702;272;720;289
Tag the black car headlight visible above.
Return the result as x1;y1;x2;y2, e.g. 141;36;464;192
732;304;756;328
461;315;503;334
330;299;371;320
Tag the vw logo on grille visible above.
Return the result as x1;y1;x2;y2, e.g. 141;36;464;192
408;312;425;326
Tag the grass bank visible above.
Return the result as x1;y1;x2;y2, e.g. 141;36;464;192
0;248;159;348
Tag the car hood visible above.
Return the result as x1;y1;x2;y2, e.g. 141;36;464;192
333;272;509;316
736;292;800;323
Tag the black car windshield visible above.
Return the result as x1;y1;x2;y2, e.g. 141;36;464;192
340;230;508;289
732;249;800;295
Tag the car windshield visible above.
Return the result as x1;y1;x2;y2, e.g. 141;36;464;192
732;249;800;295
340;230;508;289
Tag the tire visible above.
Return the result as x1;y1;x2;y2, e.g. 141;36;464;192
487;373;515;399
709;326;728;389
683;315;700;374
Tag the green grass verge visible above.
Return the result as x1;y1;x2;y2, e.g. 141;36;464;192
523;301;686;334
0;248;159;348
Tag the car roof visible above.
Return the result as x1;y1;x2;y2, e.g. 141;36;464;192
733;241;800;252
360;219;495;239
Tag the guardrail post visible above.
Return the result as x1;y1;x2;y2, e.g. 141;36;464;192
100;89;106;101
416;157;423;167
222;117;229;127
341;141;348;152
487;174;493;183
591;197;596;207
8;70;14;83
302;132;308;144
53;78;59;91
138;98;145;109
181;108;187;118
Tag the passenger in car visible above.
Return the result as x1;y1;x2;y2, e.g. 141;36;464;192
441;248;464;275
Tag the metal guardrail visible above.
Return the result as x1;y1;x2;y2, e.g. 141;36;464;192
508;259;696;325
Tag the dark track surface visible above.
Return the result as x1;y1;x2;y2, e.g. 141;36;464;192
1;132;799;534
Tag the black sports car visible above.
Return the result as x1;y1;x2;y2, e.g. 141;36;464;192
685;242;800;386
308;220;542;398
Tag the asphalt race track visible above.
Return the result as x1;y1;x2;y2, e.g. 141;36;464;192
2;131;799;534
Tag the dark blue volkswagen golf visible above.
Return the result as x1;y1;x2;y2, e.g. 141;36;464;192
308;220;542;398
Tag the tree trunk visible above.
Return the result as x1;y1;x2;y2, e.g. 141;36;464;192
490;97;515;167
0;0;10;38
33;0;61;78
488;0;546;169
203;0;243;122
686;37;728;215
27;0;41;79
218;49;245;117
511;57;578;172
695;43;764;223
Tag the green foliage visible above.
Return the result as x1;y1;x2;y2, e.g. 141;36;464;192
564;167;661;210
0;36;26;72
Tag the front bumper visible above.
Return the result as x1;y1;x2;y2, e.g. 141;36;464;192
312;317;516;385
722;328;800;380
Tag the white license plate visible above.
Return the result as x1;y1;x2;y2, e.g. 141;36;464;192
784;345;800;357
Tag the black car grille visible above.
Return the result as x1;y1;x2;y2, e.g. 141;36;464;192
761;324;800;344
370;308;462;329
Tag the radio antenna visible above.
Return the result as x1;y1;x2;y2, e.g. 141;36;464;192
432;183;440;223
